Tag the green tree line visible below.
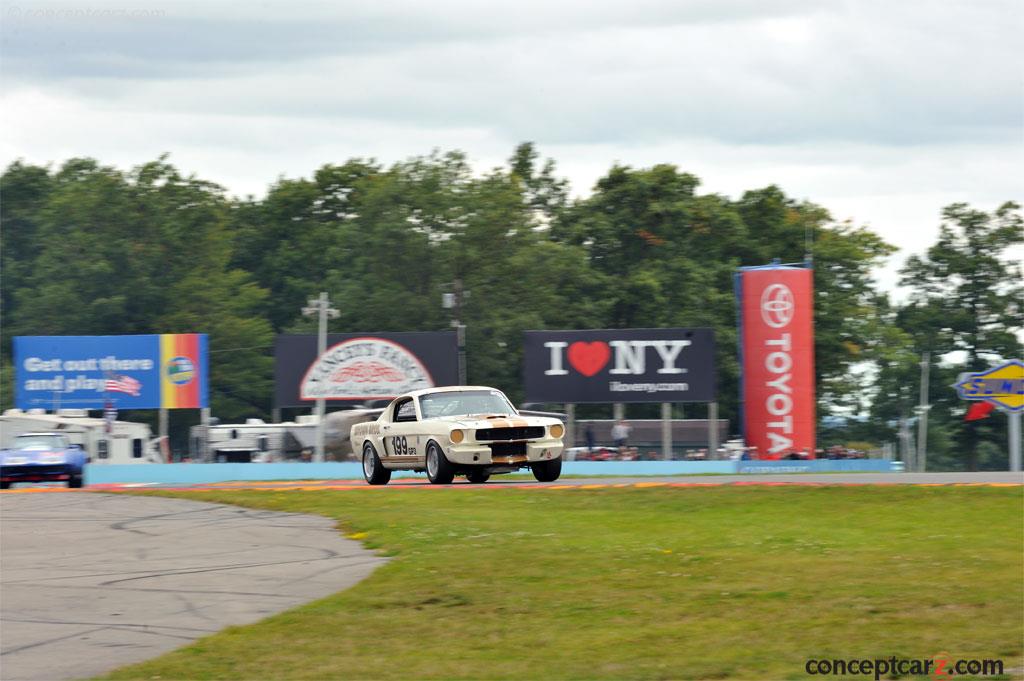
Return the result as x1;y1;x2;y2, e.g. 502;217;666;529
1;145;1020;469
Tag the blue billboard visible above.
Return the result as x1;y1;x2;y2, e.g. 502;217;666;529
14;335;208;410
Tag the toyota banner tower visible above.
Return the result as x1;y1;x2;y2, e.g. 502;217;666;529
736;264;816;459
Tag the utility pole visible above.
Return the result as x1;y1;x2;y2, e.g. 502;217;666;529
302;292;339;462
916;352;931;472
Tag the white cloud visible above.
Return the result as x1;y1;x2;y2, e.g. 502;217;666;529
2;0;1021;294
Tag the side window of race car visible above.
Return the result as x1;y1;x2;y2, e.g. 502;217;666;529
394;399;417;423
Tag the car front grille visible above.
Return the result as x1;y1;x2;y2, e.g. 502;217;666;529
475;426;545;441
489;442;527;457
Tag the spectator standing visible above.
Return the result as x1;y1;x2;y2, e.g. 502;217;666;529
611;419;631;450
585;423;596;452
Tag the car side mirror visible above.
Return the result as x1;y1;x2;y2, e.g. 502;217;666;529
86;456;93;464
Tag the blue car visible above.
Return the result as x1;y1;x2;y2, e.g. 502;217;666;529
0;432;87;489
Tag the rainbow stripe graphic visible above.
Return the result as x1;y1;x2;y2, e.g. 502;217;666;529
159;334;209;408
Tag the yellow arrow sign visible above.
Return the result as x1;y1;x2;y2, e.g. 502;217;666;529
954;360;1024;412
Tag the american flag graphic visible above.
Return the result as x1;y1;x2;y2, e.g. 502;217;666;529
105;374;141;397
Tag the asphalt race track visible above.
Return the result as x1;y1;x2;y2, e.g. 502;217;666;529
0;493;388;681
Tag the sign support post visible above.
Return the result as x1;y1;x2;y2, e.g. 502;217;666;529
660;403;672;460
709;401;719;458
199;407;211;463
565;403;575;450
159;408;168;447
1010;412;1021;473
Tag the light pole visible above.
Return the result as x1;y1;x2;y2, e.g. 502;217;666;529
442;280;468;385
302;292;339;462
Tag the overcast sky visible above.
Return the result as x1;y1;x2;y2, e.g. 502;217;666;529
2;0;1021;292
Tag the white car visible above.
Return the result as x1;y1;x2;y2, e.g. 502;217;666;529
350;386;565;485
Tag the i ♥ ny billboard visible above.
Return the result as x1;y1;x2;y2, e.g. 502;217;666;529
737;265;816;458
523;328;716;403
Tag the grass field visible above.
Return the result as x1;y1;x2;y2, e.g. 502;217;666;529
98;486;1023;680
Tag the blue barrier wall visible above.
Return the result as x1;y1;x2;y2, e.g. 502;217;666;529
85;459;896;485
563;461;735;476
735;459;893;474
87;463;373;485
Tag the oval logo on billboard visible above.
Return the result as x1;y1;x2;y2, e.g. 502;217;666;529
760;283;795;329
300;337;435;400
167;356;195;385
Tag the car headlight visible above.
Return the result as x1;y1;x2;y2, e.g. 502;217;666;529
450;429;464;444
549;423;564;439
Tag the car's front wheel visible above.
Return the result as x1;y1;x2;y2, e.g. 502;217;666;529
466;470;490;484
362;443;391;486
68;473;84;488
531;457;562;482
425;441;455;485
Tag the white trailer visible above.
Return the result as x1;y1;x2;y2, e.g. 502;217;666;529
194;419;316;463
190;409;382;463
0;409;164;464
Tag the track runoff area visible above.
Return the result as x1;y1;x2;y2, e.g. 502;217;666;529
3;471;1020;494
3;475;1019;680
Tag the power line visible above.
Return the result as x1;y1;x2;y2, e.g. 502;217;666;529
208;344;275;354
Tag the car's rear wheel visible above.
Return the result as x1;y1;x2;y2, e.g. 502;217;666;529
0;481;10;490
531;457;562;482
68;473;84;488
466;470;490;484
362;443;391;486
425;441;455;485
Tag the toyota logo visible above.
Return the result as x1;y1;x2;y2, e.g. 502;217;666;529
761;283;794;328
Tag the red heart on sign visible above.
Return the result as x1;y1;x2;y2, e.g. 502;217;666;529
568;341;611;377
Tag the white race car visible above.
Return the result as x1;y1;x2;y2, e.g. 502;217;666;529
350;386;565;485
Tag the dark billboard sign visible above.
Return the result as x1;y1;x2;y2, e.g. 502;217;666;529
523;328;716;404
274;332;459;408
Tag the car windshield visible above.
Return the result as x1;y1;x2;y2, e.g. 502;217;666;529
419;390;516;419
15;435;68;450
